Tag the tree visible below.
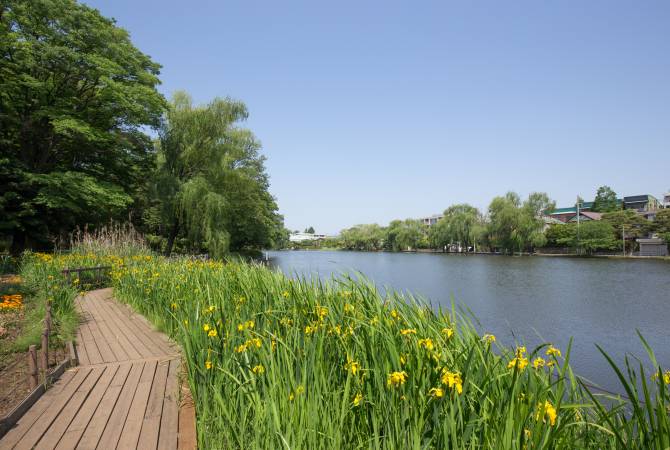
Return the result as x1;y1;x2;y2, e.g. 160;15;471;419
554;221;617;254
650;209;670;243
0;0;166;253
592;186;619;212
429;204;483;252
305;226;315;234
153;92;280;258
339;224;385;251
486;192;554;254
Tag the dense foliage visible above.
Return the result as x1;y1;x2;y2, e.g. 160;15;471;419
148;92;282;257
0;0;165;252
0;1;283;256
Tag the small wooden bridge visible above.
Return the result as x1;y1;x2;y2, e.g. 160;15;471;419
0;289;196;449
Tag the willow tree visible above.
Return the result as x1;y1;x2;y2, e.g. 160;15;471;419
154;92;280;257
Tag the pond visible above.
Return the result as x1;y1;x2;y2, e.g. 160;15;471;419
266;250;670;394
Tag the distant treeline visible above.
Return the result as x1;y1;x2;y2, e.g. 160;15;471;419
311;190;670;255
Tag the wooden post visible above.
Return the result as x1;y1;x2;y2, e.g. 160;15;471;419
40;331;49;382
28;345;38;390
68;341;79;366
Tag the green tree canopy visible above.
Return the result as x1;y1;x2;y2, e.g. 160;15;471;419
0;0;165;252
554;221;618;254
486;192;554;254
339;224;385;251
429;204;483;251
153;92;281;258
592;186;619;212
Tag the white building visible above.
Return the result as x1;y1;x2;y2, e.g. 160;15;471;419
420;214;443;227
289;232;327;243
663;192;670;209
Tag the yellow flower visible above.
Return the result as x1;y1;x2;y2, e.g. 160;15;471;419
390;309;400;320
400;328;417;336
515;346;527;357
387;371;408;388
546;346;561;358
203;324;210;332
482;334;496;344
208;329;217;338
428;387;444;398
441;328;454;338
305;325;317;335
344;358;360;375
282;290;290;298
280;317;293;327
399;354;407;366
296;385;305;395
237;323;244;331
234;344;247;353
508;356;529;371
533;357;546;369
353;392;363;406
315;306;328;320
344;303;355;314
441;369;463;394
245;320;255;329
183;320;189;325
252;365;265;375
369;316;379;326
205;360;213;370
170;302;178;310
418;338;435;351
651;370;670;384
536;400;557;426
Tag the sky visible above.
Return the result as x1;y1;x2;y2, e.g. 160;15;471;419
84;0;670;235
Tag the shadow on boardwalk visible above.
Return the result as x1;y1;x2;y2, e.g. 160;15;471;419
0;288;196;449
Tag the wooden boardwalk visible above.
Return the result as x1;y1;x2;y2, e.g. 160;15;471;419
0;289;196;449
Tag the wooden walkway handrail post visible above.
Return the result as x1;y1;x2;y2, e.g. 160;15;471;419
27;345;38;390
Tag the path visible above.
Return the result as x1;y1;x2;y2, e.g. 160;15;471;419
0;288;196;449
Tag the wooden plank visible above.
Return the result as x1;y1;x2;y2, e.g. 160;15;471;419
81;307;117;364
0;370;78;447
84;291;134;362
102;296;171;358
94;295;156;359
158;359;180;450
95;362;144;449
177;375;197;450
136;359;170;450
79;323;103;365
53;364;119;450
33;367;106;450
75;363;132;450
116;360;158;449
8;368;92;450
75;327;90;366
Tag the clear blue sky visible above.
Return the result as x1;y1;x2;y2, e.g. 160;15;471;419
84;0;670;235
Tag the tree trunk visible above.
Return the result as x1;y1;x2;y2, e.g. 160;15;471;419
10;229;26;256
165;217;180;257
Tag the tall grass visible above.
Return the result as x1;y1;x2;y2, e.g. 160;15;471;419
104;255;670;449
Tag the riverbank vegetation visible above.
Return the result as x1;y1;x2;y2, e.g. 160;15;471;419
11;244;668;448
0;0;284;258
333;195;670;256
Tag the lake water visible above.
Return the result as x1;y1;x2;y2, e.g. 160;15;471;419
266;250;670;394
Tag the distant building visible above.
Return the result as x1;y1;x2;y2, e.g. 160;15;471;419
567;211;602;222
420;214;443;227
623;195;660;212
637;238;668;257
663;192;670;209
289;232;327;243
545;202;594;223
